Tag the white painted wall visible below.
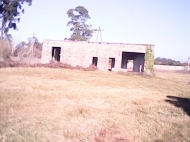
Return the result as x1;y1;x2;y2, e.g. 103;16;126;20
154;65;187;71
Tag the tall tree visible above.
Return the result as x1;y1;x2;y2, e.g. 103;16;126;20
67;6;93;41
0;0;32;39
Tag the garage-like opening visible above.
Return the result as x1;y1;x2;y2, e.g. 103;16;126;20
108;58;115;71
121;52;145;72
52;47;61;62
92;57;98;66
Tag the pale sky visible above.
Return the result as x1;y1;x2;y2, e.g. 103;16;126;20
9;0;190;62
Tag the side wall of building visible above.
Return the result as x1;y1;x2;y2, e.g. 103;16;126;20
41;40;152;71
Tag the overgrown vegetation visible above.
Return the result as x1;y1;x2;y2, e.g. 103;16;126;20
14;36;42;58
0;36;42;63
0;61;98;71
0;68;190;141
0;35;13;60
145;45;154;73
0;0;34;61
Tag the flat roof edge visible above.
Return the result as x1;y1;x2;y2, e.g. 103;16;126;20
43;39;155;46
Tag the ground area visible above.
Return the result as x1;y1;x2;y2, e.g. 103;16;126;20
0;68;190;142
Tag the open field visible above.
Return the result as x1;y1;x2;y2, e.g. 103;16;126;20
0;68;190;142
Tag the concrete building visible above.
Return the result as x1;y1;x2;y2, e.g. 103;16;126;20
41;40;155;72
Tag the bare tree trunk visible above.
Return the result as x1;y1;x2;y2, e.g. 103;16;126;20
0;20;4;53
1;19;6;58
1;19;6;39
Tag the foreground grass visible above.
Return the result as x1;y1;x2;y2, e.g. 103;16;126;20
0;68;190;142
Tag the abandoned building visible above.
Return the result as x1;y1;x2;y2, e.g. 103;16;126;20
41;40;155;73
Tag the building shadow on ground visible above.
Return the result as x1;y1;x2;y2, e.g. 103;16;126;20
165;96;190;116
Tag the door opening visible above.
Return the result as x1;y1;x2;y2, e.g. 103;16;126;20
121;52;145;72
108;58;115;71
92;57;98;66
52;47;61;62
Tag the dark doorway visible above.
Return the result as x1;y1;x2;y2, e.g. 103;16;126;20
52;47;61;62
92;57;98;66
108;58;115;71
121;52;145;72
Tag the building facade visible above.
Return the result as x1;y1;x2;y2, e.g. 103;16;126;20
41;40;155;72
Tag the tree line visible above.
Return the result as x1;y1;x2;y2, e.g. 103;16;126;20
155;57;187;66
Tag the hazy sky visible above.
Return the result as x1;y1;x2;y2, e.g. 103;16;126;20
9;0;190;62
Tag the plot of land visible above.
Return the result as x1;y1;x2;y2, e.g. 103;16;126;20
0;68;190;142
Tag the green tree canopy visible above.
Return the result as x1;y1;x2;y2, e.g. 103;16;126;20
0;0;32;38
66;6;93;41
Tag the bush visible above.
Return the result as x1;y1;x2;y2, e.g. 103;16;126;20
0;60;98;71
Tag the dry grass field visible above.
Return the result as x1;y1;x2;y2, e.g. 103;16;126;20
0;68;190;142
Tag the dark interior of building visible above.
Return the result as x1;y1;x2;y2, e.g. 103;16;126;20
92;57;98;66
108;58;115;71
52;47;61;62
121;52;145;72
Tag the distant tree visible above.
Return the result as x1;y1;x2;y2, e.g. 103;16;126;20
27;35;42;51
0;0;32;39
14;36;42;58
66;6;93;41
154;57;183;66
13;41;27;56
28;35;39;44
182;62;188;66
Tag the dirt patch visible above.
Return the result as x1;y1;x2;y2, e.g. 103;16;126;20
0;60;98;71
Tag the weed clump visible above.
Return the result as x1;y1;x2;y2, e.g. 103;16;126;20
0;60;98;71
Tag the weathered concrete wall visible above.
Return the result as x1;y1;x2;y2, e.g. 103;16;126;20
41;40;63;64
154;65;188;71
41;40;154;71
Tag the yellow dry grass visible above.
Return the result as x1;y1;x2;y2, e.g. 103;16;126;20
0;68;190;142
